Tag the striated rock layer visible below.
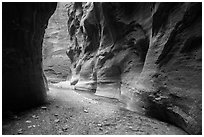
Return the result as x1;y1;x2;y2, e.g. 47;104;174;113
66;2;202;134
2;3;57;111
43;3;72;83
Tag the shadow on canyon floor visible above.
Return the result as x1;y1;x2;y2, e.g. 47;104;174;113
2;83;187;135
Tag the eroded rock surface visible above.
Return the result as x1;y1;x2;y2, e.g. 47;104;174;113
43;3;72;83
2;2;201;135
66;2;202;134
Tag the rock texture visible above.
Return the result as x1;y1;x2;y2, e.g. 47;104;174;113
2;3;57;111
43;3;71;83
2;2;202;135
66;2;202;134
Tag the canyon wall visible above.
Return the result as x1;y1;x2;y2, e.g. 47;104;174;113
2;3;57;111
2;2;201;134
43;3;72;83
66;2;202;134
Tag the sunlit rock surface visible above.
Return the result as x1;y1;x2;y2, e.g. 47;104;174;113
43;3;71;83
2;3;57;111
66;2;202;134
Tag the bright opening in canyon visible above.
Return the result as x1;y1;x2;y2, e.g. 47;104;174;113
2;2;202;135
42;3;71;84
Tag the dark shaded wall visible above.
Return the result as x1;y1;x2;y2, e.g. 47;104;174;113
2;3;57;111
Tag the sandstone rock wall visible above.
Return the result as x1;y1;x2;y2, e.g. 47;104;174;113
43;3;72;83
137;3;202;134
3;3;57;111
66;2;202;134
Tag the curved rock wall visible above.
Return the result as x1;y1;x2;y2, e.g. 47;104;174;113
43;3;71;83
66;2;202;134
2;3;57;111
137;3;202;135
67;2;152;92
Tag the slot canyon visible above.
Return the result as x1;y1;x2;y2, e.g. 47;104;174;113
2;2;202;135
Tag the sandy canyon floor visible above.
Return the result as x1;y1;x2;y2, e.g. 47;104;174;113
2;83;187;135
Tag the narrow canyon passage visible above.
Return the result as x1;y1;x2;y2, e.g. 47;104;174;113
2;2;202;135
2;84;187;135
